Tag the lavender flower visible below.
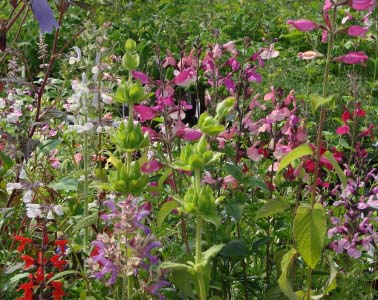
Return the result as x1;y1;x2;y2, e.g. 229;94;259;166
30;0;60;34
88;195;168;298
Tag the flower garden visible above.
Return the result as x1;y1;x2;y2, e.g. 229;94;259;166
1;0;378;299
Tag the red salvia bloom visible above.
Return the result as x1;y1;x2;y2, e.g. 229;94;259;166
50;254;67;271
34;266;45;283
17;280;33;300
20;255;35;269
54;239;68;254
14;236;33;252
51;281;65;300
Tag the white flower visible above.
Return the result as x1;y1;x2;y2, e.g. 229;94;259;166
101;93;112;105
68;46;82;64
53;205;64;216
23;190;33;203
6;182;23;192
26;204;42;218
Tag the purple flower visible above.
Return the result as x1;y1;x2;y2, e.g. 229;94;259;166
30;0;60;34
147;280;170;300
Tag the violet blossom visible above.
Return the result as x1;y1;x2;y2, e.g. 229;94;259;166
30;0;60;34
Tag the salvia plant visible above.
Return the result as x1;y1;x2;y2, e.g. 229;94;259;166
0;0;378;300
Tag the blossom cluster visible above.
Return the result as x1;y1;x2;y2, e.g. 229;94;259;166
87;195;168;299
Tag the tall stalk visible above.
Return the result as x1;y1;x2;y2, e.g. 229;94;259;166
311;5;337;207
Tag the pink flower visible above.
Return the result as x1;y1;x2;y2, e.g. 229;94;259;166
176;128;202;141
336;125;350;135
350;0;374;10
347;25;368;37
134;105;157;122
223;41;238;55
141;160;163;173
247;146;262;162
287;19;319;31
131;71;150;84
162;50;176;68
174;68;196;87
334;51;368;65
298;50;323;60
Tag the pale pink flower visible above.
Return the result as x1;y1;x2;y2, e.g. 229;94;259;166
298;50;324;60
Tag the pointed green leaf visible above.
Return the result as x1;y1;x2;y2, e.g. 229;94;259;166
278;248;300;300
202;244;225;266
220;239;248;257
244;177;269;193
160;261;192;272
256;197;291;219
322;151;346;188
72;213;98;233
171;269;196;299
323;255;338;294
309;94;334;114
277;144;313;174
157;200;178;228
47;270;80;283
294;204;327;269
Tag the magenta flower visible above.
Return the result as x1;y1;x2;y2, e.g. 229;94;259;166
174;68;196;87
336;125;350;135
141;160;163;173
135;105;157;122
30;0;60;34
347;25;368;37
132;71;150;84
334;51;369;65
176;128;202;141
287;19;319;31
350;0;374;10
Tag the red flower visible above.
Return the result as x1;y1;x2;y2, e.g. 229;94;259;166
20;255;35;269
304;159;316;173
50;254;67;271
14;236;33;252
54;239;68;254
35;266;45;283
17;280;33;300
341;110;351;124
51;281;65;300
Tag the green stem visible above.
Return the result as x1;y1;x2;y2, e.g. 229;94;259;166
311;5;337;206
306;268;312;300
195;217;207;300
83;111;89;249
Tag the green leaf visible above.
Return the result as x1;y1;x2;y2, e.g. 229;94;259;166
323;255;338;294
293;204;327;269
49;176;78;191
160;261;192;272
322;151;346;188
225;163;243;181
220;239;248;257
171;269;196;299
157;200;178;228
277;144;313;174
208;297;222;300
72;213;98;233
225;203;245;221
278;248;300;300
10;273;30;284
309;94;333;114
244;177;269;193
47;270;80;283
36;139;61;155
202;244;225;266
265;286;283;300
256;197;291;219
